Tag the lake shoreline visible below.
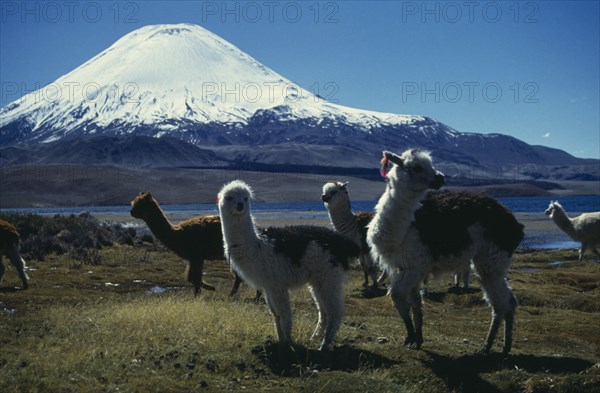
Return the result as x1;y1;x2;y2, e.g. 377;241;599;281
2;195;598;251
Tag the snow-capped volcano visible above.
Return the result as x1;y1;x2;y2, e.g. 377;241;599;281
0;23;421;144
1;23;595;172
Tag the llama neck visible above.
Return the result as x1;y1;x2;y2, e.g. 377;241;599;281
552;207;576;237
143;203;176;243
372;182;426;248
328;201;359;238
221;214;261;258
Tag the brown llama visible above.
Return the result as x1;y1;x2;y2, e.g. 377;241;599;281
0;219;29;290
130;192;259;298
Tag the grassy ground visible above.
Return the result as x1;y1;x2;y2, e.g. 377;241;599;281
1;245;599;393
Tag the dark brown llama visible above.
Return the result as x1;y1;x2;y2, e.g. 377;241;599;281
0;219;29;290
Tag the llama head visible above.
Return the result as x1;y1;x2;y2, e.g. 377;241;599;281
321;181;350;208
130;192;156;219
381;149;445;192
218;180;254;217
545;201;562;216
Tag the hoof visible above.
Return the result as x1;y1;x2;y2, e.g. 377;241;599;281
476;347;491;355
403;335;423;350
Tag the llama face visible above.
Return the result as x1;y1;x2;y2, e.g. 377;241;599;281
545;201;558;216
218;180;253;217
385;149;445;192
130;192;153;219
321;181;349;206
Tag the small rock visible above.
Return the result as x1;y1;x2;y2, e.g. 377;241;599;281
376;337;389;344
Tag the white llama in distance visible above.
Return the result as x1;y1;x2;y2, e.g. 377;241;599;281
545;201;600;261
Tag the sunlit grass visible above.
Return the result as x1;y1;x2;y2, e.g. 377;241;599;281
1;246;599;392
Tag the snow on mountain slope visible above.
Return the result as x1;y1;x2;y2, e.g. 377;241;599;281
0;23;423;143
2;23;595;174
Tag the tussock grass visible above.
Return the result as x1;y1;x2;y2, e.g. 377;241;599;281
1;246;599;392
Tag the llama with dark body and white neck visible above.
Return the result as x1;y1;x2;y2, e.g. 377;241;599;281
367;149;524;354
545;201;600;261
218;180;359;350
322;181;380;288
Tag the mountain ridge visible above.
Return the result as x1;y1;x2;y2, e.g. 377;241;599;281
1;23;597;179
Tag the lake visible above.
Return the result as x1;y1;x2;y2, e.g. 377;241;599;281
2;195;599;251
2;195;599;216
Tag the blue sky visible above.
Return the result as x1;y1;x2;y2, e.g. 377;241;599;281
1;1;599;159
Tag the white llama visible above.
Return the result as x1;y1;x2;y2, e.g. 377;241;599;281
218;180;360;350
545;201;600;261
321;181;380;288
367;149;524;354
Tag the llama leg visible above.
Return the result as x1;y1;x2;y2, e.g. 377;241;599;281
8;246;28;290
503;295;517;355
409;287;424;349
0;254;5;285
188;260;214;296
360;255;369;287
390;271;422;348
198;260;215;292
308;284;328;342
264;289;293;346
421;275;429;297
230;272;243;296
365;255;379;289
319;279;345;351
579;244;586;261
369;266;379;289
463;267;471;290
377;270;388;286
478;277;517;354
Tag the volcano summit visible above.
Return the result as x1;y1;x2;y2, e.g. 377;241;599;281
1;24;596;173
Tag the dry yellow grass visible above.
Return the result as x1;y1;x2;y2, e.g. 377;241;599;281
1;246;599;392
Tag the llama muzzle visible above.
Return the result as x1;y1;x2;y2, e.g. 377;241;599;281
430;172;445;189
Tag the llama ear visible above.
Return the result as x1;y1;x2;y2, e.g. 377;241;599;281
383;151;404;167
341;182;349;188
381;151;403;177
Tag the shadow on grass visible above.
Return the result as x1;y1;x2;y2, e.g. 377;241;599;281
252;340;399;376
423;287;481;303
0;286;23;293
447;286;481;295
352;286;388;299
423;350;594;393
